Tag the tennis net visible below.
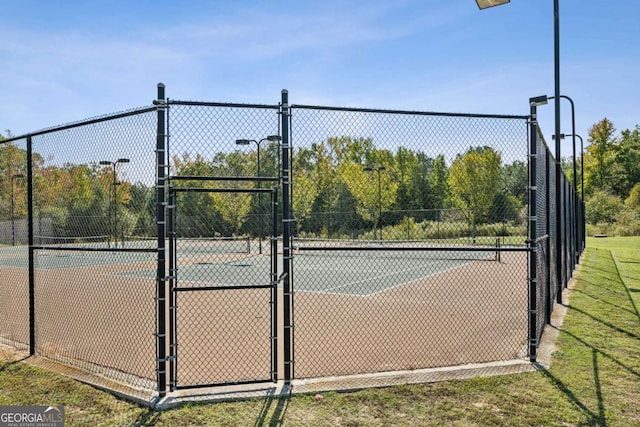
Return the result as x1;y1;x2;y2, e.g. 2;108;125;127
35;235;110;247
124;235;251;254
292;237;501;261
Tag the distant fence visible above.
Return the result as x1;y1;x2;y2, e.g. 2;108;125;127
0;84;584;400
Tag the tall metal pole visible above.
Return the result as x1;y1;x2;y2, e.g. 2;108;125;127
101;159;129;247
528;99;539;362
27;137;35;356
11;174;24;246
112;166;118;248
554;0;564;300
11;176;16;246
580;135;584;251
281;89;293;384
376;169;382;241
550;94;578;264
567;133;585;253
257;142;263;254
154;82;167;398
237;137;280;254
568;98;578;265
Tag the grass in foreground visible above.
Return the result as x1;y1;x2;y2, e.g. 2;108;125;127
1;237;639;426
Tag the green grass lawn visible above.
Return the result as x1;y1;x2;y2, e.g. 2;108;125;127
1;237;639;426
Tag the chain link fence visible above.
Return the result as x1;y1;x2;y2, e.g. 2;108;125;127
0;137;29;351
289;105;531;379
0;85;585;401
1;108;159;393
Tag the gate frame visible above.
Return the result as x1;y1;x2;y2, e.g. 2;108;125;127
167;176;280;391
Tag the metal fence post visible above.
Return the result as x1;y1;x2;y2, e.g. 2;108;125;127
271;187;279;382
168;183;176;391
528;100;538;362
155;83;168;397
27;135;35;356
546;150;552;324
581;197;584;253
281;89;293;383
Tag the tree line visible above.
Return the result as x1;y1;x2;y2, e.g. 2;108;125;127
4;117;637;242
1;133;527;242
577;119;640;235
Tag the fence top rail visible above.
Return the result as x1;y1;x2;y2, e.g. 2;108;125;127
167;99;279;110
174;187;275;194
290;104;529;120
169;175;279;182
0;106;156;144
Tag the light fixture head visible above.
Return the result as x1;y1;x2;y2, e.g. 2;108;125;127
267;135;282;142
117;158;130;164
235;139;251;145
99;161;111;165
476;0;510;10
529;95;549;107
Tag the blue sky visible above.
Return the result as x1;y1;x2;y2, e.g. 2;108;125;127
2;0;639;157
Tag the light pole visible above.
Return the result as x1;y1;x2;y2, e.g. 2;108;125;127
565;133;584;200
552;131;581;262
548;95;577;197
528;94;578;193
11;173;25;246
364;166;386;240
566;133;585;253
100;158;130;248
235;135;281;254
478;0;565;297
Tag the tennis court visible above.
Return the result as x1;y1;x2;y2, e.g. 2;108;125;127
143;242;500;297
2;87;585;402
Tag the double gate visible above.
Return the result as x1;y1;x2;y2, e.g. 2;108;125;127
167;176;280;390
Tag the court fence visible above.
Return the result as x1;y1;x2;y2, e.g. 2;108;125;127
0;84;584;402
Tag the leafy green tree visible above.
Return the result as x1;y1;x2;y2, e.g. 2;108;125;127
292;147;320;233
448;146;502;237
211;151;253;236
586;191;624;225
608;126;640;199
560;157;577;189
128;183;155;236
326;136;374;165
584;118;616;194
0;142;28;220
172;153;219;237
395;148;442;213
500;160;528;206
624;183;640;210
429;154;449;211
339;161;398;239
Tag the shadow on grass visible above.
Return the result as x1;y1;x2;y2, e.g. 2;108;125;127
126;389;291;426
0;354;29;373
570;287;637;317
130;409;161;426
609;253;640;323
539;363;606;426
560;327;639;379
592;349;606;427
538;325;612;426
569;304;640;341
253;391;290;427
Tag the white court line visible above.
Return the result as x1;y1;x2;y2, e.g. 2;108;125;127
296;257;478;297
